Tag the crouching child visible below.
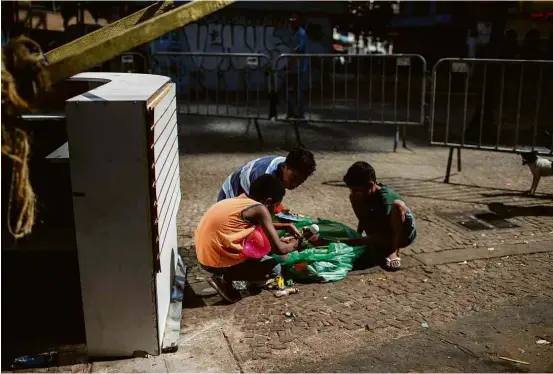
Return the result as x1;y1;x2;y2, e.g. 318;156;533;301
341;161;417;271
195;175;300;303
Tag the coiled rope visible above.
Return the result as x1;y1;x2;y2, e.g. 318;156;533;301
1;36;50;239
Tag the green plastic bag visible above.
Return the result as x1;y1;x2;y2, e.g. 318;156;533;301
273;218;365;283
275;242;365;283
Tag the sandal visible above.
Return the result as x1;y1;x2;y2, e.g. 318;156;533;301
207;276;242;303
384;256;402;271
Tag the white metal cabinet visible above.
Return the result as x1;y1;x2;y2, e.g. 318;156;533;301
66;73;181;357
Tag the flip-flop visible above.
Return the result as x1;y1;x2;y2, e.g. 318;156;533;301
383;256;402;272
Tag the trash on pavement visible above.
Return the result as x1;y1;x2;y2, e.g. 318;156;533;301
274;287;299;298
274;217;364;283
498;356;529;365
421;321;429;328
536;339;551;345
12;352;57;369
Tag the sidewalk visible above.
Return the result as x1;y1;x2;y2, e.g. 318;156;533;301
12;118;553;373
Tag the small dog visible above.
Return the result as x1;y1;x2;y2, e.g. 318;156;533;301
520;151;553;195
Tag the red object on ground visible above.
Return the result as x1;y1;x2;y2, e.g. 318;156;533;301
242;225;271;259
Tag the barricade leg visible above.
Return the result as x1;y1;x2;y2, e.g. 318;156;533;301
402;124;407;149
457;147;462;172
393;125;400;152
253;119;263;143
444;147;455;183
292;120;304;147
245;119;264;143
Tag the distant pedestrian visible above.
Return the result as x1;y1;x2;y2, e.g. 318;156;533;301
287;14;308;119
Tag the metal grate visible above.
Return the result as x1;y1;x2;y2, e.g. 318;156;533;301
437;211;520;231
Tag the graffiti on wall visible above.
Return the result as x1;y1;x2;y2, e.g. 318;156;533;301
150;15;330;91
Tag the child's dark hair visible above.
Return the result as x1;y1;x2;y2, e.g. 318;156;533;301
343;161;376;187
285;147;316;176
249;174;286;203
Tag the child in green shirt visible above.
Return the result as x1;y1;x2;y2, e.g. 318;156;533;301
342;161;416;271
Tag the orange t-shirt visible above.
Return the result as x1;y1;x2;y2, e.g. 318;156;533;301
194;194;259;268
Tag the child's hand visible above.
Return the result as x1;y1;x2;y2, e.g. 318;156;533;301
281;236;293;243
287;224;302;239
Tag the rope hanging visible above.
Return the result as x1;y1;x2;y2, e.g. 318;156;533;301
1;36;50;239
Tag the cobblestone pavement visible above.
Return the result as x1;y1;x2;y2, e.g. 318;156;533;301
291;294;553;372
184;253;553;372
174;117;553;372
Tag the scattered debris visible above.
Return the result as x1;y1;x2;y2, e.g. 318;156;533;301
284;311;293;318
501;256;510;260
284;319;292;323
523;240;529;244
423;278;428;283
487;247;495;251
498;356;529;365
12;352;57;369
458;260;468;265
536;339;551;345
421;321;429;328
274;287;299;298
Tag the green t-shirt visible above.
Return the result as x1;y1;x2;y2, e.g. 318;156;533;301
355;184;416;242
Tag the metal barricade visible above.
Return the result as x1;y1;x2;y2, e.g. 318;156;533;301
120;52;148;73
430;58;553;155
273;53;427;150
89;52;148;74
151;52;272;121
430;58;553;182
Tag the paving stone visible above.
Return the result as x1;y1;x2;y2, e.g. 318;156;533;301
170;121;553;372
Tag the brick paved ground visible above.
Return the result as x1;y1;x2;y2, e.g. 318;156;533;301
184;252;553;372
12;117;551;373
177;116;553;278
174;116;553;372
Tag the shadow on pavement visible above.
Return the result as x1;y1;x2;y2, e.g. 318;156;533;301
322;178;553;208
481;191;553;200
285;296;553;373
488;202;553;218
177;114;431;155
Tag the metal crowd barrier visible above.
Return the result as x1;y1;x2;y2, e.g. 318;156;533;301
151;52;272;141
91;52;148;74
273;53;427;149
430;58;553;182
